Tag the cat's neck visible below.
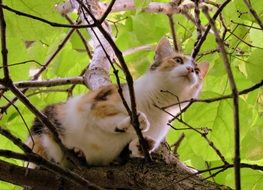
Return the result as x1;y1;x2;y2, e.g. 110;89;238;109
133;71;180;112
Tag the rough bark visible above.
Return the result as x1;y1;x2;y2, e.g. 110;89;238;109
0;145;230;190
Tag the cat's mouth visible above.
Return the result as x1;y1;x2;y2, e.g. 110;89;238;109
178;72;196;83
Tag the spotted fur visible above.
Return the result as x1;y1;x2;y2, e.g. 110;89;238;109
26;37;209;167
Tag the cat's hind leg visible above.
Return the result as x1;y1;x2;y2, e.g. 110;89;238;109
129;136;156;157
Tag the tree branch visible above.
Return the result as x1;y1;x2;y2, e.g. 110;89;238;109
0;148;231;190
0;3;95;28
191;0;231;58
167;15;179;52
203;7;241;190
242;0;263;30
0;159;86;190
0;0;9;79
0;76;84;89
163;79;263;109
0;150;103;190
0;23;77;114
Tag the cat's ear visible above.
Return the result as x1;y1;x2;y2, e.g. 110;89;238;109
198;62;209;79
154;37;174;63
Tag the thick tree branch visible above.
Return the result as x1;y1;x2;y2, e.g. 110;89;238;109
0;148;231;190
0;150;103;190
0;159;85;190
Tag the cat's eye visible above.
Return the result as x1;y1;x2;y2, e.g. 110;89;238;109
195;68;200;74
173;57;184;64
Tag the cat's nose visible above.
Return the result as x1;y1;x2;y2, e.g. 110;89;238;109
186;66;194;73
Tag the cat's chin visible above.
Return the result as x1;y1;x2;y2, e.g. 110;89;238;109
176;73;198;85
187;74;198;85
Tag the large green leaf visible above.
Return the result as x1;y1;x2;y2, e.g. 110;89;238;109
246;49;263;83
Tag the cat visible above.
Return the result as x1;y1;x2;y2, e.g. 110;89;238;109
26;37;209;167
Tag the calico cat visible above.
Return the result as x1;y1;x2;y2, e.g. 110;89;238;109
26;37;209;167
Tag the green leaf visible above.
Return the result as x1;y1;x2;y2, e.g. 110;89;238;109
241;120;263;160
246;49;263;83
132;13;169;43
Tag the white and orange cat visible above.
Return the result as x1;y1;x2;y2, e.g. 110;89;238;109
26;37;209;167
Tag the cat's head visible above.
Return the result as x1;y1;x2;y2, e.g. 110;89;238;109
149;37;209;100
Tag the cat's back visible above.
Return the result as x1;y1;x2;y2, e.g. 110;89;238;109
70;84;124;119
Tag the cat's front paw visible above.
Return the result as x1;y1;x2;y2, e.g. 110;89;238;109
137;111;150;132
72;147;86;159
129;136;156;158
115;112;150;134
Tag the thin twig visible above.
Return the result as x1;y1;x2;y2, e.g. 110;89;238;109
191;0;231;58
0;0;9;79
203;7;241;190
0;0;85;173
163;79;263;109
27;89;68;97
0;4;96;28
193;0;203;47
202;167;229;180
242;0;263;30
0;76;84;89
99;0;116;24
177;118;229;165
0;126;32;153
172;162;263;186
0;60;43;69
167;14;179;51
171;133;185;155
205;161;216;182
1;23;77;114
154;104;228;165
230;20;261;30
2;95;33;145
0;80;83;167
65;15;93;58
227;27;263;49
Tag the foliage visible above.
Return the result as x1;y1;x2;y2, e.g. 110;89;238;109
0;0;263;189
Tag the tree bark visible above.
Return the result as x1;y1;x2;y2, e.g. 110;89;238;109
0;145;231;190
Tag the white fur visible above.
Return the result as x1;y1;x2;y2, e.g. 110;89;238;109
38;39;206;166
132;61;203;150
49;96;133;165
